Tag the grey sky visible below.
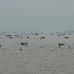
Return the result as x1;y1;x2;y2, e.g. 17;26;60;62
0;0;74;32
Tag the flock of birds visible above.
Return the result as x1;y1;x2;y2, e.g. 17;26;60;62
0;31;72;49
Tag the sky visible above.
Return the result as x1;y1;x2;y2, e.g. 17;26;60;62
0;0;74;32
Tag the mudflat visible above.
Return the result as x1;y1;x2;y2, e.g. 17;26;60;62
0;32;74;74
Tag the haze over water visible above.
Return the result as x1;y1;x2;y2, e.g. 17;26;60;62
0;0;74;32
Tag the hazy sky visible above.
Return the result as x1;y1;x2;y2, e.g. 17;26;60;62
0;0;74;32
